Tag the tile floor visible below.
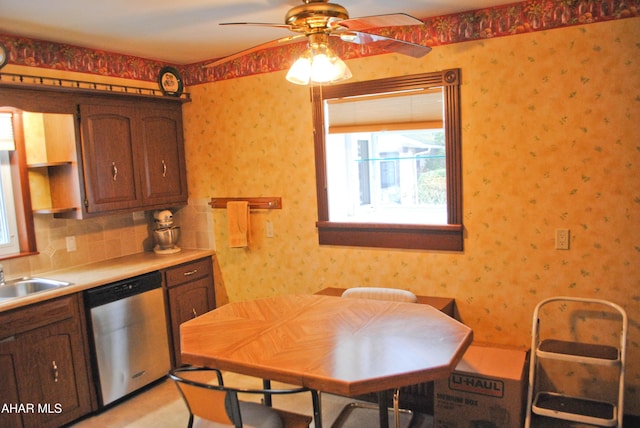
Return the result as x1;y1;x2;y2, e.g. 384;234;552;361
70;372;434;428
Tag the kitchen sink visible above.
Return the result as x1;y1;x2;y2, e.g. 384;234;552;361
0;277;72;300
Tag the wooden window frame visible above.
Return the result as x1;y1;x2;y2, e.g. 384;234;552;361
1;108;38;259
312;69;463;251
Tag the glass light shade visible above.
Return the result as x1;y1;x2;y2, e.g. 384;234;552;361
286;42;352;86
286;52;312;85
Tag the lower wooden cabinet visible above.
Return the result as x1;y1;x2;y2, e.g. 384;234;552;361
0;294;94;428
0;256;215;426
0;339;22;428
164;257;216;367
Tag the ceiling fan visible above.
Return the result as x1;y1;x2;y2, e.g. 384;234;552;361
208;0;432;85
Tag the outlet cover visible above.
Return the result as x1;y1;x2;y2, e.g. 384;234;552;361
555;229;570;250
66;236;77;252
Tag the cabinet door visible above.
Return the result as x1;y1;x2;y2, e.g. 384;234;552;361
17;319;92;428
139;106;188;207
168;277;215;366
80;104;140;213
0;337;22;428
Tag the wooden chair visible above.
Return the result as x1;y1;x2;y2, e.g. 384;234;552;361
334;287;418;428
341;287;418;303
169;367;314;428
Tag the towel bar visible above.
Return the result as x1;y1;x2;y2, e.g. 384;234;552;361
209;197;282;209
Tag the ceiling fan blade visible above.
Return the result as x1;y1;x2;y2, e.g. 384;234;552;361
204;35;305;67
334;13;424;32
219;22;293;30
339;32;431;58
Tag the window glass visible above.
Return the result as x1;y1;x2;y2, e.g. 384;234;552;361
0;115;20;256
326;128;446;225
325;88;447;225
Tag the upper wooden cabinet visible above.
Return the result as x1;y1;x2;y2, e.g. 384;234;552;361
138;105;188;206
0;83;189;218
80;103;138;212
80;100;188;214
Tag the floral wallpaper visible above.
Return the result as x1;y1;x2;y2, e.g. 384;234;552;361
181;17;640;414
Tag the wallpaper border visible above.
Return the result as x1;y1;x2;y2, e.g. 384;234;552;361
0;0;638;86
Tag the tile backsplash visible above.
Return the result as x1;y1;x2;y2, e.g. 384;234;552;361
1;197;215;280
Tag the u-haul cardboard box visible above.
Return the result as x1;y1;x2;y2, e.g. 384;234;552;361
434;343;529;428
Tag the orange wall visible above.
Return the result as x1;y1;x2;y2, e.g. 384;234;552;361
182;18;640;413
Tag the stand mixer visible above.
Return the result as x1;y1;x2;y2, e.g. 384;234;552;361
153;210;181;254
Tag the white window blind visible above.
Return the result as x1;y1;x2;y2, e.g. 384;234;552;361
0;113;16;151
326;88;443;134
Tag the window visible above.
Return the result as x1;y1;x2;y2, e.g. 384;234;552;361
312;69;463;250
0;108;37;259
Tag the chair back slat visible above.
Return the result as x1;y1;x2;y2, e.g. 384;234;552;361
342;287;418;303
175;382;237;426
169;366;314;428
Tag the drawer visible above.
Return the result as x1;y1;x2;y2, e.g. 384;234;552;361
0;294;78;339
164;257;213;288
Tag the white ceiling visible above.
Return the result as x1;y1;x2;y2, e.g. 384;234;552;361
0;0;511;65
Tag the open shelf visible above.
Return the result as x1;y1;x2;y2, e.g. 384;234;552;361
32;207;79;215
28;162;81;217
28;161;73;168
24;112;83;218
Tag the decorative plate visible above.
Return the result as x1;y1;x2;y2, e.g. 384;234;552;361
0;43;8;69
158;66;183;96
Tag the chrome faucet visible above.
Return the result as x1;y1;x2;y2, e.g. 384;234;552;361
0;263;4;286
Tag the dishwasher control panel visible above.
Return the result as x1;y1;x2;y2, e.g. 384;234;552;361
84;271;162;308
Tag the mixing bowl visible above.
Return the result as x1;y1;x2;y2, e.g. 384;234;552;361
154;226;180;249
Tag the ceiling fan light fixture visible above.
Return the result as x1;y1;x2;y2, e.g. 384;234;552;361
221;2;431;83
286;35;352;85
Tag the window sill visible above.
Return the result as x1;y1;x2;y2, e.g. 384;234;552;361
316;221;463;251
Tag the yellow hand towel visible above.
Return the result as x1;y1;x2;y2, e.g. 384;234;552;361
227;201;251;248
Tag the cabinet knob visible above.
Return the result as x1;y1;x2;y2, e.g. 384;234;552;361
191;308;198;318
162;160;167;177
52;360;59;383
111;162;118;181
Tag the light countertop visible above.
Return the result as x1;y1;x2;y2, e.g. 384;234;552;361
0;249;215;313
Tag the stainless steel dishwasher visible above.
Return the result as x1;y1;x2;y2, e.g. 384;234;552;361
84;271;171;407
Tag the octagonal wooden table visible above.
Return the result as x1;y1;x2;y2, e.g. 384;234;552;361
180;294;473;428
